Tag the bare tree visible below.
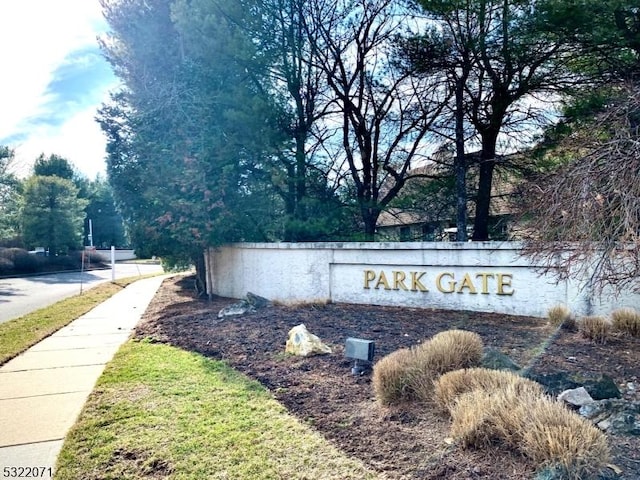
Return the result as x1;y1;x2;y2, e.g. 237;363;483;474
521;82;640;292
305;0;449;239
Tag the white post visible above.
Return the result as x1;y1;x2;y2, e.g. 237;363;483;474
111;246;116;282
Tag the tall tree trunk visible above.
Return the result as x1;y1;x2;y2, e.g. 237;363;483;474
194;251;207;297
362;207;378;241
454;75;468;242
472;132;498;241
283;162;296;242
294;131;307;224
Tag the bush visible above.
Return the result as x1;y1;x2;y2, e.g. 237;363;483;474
47;254;79;270
434;368;544;413
0;256;14;275
2;248;41;273
372;329;483;405
449;387;531;449
547;305;572;328
449;388;610;479
578;316;611;344
611;308;640;337
371;348;416;406
522;398;610;480
417;329;484;376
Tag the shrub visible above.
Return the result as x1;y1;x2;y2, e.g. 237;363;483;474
522;398;610;480
417;329;484;376
448;389;498;448
611;308;640;337
371;348;416;406
449;388;610;479
0;256;14;275
434;368;544;413
48;254;79;270
578;316;611;344
4;248;41;273
547;305;572;328
373;330;484;405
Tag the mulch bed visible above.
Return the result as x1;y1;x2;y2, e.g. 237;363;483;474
135;275;640;479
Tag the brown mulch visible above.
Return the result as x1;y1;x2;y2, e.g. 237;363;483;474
135;275;640;480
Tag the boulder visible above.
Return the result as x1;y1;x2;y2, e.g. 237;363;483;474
526;371;621;399
217;292;272;319
580;399;640;436
525;372;580;396
246;292;271;309
558;387;594;408
285;324;332;357
583;375;621;400
217;300;255;319
481;348;521;371
535;465;619;480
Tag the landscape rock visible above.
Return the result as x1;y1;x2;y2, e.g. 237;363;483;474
285;324;332;357
217;292;272;319
217;300;255;319
246;292;271;309
527;371;621;399
481;348;520;371
535;465;619;480
558;387;594;407
580;399;640;436
583;375;621;400
525;371;580;395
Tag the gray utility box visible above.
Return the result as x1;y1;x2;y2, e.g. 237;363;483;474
345;337;375;362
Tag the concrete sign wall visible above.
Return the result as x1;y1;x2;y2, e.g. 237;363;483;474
205;242;640;318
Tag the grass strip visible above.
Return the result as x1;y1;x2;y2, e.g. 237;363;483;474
56;340;382;480
0;275;157;365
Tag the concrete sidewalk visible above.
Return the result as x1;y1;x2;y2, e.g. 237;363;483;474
0;275;168;479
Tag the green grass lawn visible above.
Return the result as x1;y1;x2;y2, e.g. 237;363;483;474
0;275;157;365
55;340;381;480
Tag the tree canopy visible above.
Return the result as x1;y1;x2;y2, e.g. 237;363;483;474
94;0;640;292
20;175;88;255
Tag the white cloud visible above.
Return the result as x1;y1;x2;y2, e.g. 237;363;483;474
0;0;114;178
12;106;109;180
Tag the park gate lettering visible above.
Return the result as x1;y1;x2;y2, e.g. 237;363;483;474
363;269;514;296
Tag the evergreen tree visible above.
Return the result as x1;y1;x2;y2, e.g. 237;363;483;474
21;176;87;254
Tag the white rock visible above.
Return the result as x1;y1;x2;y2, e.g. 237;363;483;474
285;324;332;357
558;387;594;407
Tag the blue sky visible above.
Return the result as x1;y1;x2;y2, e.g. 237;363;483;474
0;0;117;179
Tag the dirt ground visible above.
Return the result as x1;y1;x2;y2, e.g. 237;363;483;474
135;276;640;479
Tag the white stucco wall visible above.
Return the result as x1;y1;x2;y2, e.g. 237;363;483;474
205;242;640;318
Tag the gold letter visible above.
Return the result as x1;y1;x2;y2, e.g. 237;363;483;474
475;273;494;294
375;271;391;290
393;271;408;290
456;273;478;294
497;274;514;296
410;271;428;292
436;272;456;293
364;270;376;289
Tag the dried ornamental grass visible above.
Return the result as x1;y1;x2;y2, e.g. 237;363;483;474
434;368;544;413
373;329;484;405
408;329;484;402
547;305;572;327
372;348;416;406
578;316;611;343
449;386;610;479
417;329;484;376
611;307;640;337
522;398;610;480
448;389;497;448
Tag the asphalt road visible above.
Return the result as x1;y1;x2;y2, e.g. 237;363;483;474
0;263;165;324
